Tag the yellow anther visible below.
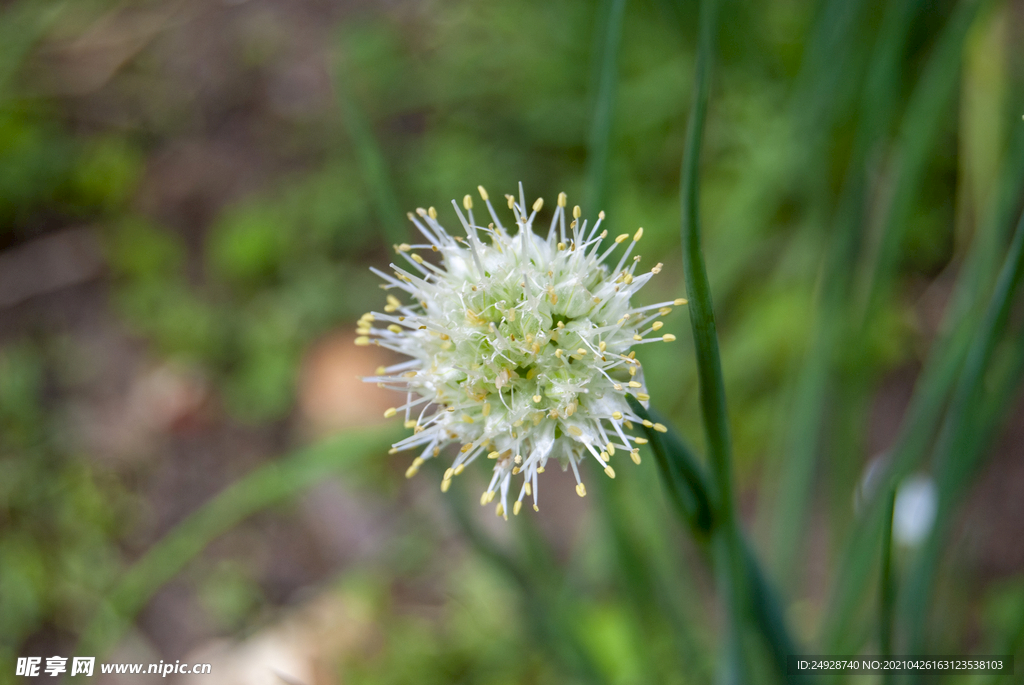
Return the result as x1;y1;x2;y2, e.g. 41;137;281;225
613;384;623;391
556;192;567;207
599;341;607;352
628;381;642;388
463;195;473;210
411;253;424;264
525;482;532;496
659;307;673;316
454;464;465;475
568;426;583;436
478;185;489;201
653;423;668;433
557;242;566;250
376;366;386;375
356;327;371;335
577;348;587;356
388;448;398;454
634;437;648;444
600;451;609;461
533;395;542;403
598;211;605;220
506;194;515;209
576;483;587;497
604;466;616;479
404;420;416;429
642;419;653;427
387;324;402;333
572;205;581;219
513;501;522;515
515;454;523;465
606;443;615;455
637;393;651;401
652;321;664;331
354;336;370;346
495;503;504;517
674;298;688;305
633;227;643;241
405;457;423;478
532;197;543;212
460;443;473;453
428;206;438;219
631;449;641;464
615;233;630;243
633;335;642;341
512;466;520;475
488;451;500;459
462;414;474;423
441;479;451;492
480;491;490;506
482;402;491;416
398;243;411;252
629;366;637;376
612;411;622;420
537;466;545;473
444;468;454;480
384;407;397;418
663;334;677;342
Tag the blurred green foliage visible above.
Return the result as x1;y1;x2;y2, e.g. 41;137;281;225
1;0;1023;683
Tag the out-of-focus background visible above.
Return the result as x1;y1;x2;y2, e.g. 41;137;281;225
1;0;1023;683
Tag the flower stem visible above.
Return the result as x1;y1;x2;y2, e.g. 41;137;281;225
678;0;750;682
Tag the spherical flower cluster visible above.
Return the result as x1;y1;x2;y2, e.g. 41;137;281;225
357;184;683;518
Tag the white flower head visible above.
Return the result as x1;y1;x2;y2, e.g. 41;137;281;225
358;183;684;518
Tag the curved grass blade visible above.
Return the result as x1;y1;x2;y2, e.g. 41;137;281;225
76;425;398;658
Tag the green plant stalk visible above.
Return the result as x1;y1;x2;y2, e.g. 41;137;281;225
579;0;705;676
678;0;750;681
584;0;628;214
75;425;398;660
629;396;808;684
879;490;896;685
901;206;1024;662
